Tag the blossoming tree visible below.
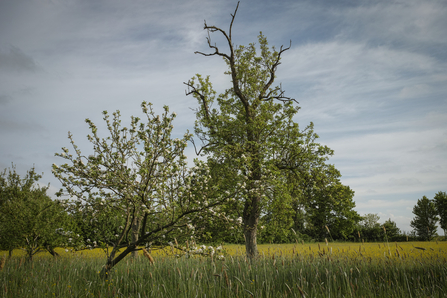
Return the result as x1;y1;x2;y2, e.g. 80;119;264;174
53;102;238;274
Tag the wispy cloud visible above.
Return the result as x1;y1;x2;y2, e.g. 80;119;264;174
0;46;40;73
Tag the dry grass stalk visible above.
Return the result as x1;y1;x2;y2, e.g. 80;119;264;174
224;270;230;287
142;248;155;265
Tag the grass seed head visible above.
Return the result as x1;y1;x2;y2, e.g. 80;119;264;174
142;248;155;265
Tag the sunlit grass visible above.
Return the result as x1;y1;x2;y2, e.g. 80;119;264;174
5;241;444;260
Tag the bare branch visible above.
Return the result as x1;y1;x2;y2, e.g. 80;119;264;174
259;40;292;101
260;84;299;104
229;1;240;41
194;2;248;110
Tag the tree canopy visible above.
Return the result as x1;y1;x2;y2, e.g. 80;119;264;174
0;165;68;260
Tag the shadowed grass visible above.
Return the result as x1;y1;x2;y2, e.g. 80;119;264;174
1;241;446;297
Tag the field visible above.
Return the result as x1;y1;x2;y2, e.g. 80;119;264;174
1;241;447;297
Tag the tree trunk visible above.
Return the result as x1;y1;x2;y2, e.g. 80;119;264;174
131;216;141;258
243;193;260;259
101;243;137;278
244;220;258;258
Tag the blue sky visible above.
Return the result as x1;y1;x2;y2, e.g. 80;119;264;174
1;0;446;234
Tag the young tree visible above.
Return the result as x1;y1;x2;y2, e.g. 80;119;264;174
433;191;447;239
185;3;333;257
410;196;438;241
0;165;68;260
53;102;238;274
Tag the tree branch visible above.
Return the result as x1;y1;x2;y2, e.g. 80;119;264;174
184;81;212;122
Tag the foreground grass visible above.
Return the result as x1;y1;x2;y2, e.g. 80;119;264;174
1;242;446;297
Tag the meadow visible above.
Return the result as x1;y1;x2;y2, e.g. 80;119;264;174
1;241;447;297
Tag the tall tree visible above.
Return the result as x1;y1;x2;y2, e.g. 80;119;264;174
410;196;438;241
53;102;237;274
0;165;68;260
185;3;333;257
433;191;447;239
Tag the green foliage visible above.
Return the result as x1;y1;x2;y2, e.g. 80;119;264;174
382;218;401;241
357;213;383;242
0;165;68;260
299;166;361;241
433;191;447;238
410;196;438;241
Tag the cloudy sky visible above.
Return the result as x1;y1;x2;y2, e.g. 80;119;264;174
1;0;446;233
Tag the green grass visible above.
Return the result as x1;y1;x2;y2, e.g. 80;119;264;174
1;243;447;297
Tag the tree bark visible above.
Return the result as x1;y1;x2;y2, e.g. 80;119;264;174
243;192;260;258
131;216;141;258
243;217;258;258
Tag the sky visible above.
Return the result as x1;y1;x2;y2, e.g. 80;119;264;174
1;0;446;234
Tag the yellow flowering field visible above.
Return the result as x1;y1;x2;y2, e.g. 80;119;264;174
245;241;447;261
3;241;446;262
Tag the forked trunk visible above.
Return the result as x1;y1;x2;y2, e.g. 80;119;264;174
45;245;59;257
100;243;137;278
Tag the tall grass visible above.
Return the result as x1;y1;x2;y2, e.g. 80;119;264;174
1;241;446;297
